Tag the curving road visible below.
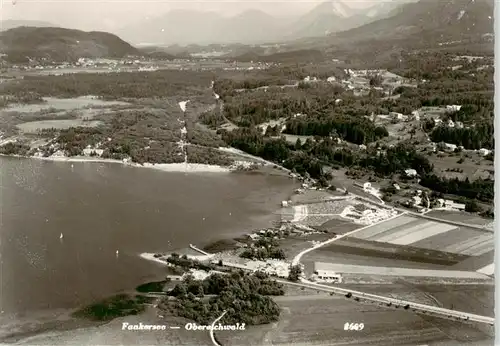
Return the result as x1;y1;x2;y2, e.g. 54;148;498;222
210;310;228;346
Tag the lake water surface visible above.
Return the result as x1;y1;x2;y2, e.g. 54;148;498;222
0;156;297;316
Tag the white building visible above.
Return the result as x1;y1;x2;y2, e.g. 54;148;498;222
436;199;466;211
452;203;466;211
311;269;343;284
445;143;457;151
390;112;405;121
446;105;462;112
405;168;418;177
412;196;422;206
478;148;491;156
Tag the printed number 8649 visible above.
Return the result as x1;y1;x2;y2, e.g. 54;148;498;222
344;322;364;331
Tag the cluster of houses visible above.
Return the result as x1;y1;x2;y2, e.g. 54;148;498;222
209;257;291;278
405;189;465;212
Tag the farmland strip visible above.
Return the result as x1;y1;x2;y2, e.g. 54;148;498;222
390;223;457;246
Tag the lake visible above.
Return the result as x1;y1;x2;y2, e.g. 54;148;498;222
0;156;297;316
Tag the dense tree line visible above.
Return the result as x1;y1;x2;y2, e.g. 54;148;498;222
446;104;494;123
163;271;283;325
429;123;494;150
0;92;45;108
0;142;31;156
186;145;233;166
199;108;226;129
220;127;326;179
359;144;434;177
166;253;216;271
240;236;285;260
220;83;345;127
420;175;494;203
283;116;388;145
2;70;214;100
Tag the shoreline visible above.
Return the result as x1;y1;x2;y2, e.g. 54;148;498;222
1;154;233;173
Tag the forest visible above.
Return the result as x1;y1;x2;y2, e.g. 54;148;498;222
162;270;283;325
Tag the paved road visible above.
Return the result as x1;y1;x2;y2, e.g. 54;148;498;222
277;280;495;325
210;310;227;346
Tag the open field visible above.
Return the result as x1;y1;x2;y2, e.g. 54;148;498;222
427;151;494;181
413;228;494;256
425;210;493;226
300;248;460;280
349;214;494;256
216;292;492;345
413;284;495;319
17;119;103;133
289;190;342;204
315;236;469;266
279;234;336;260
350;215;457;245
315;218;361;234
313;261;489;280
0;96;130;114
452;250;494;273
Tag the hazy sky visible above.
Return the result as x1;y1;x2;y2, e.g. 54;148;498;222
1;0;395;31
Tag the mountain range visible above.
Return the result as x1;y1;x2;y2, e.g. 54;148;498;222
116;0;417;45
0;0;493;63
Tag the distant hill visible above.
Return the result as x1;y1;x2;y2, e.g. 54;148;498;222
117;9;291;45
115;1;408;45
334;0;493;43
284;0;493;63
0;27;140;63
233;49;325;63
0;20;57;31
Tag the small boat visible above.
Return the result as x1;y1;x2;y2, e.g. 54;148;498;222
59;233;64;239
116;250;119;255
